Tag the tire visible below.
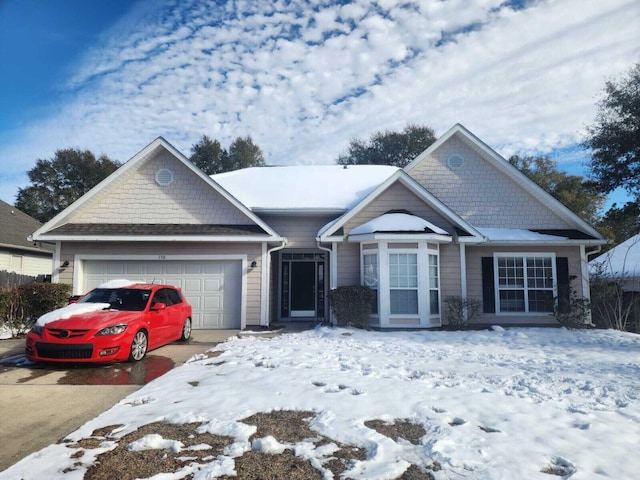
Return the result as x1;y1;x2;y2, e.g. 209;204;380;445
180;317;192;342
129;330;148;362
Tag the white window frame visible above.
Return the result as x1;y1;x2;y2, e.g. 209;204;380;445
493;253;557;315
428;253;440;316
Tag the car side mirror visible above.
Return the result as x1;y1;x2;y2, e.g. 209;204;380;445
151;302;166;311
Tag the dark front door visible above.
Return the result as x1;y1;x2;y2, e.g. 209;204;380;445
290;262;316;317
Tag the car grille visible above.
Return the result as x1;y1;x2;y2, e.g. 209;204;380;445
47;328;90;339
35;342;93;360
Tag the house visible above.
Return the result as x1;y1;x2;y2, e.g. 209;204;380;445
590;233;640;292
30;124;606;329
0;200;53;278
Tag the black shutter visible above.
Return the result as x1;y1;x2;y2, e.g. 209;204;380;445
481;257;495;313
556;257;570;314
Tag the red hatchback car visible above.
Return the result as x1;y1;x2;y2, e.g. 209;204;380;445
25;283;192;363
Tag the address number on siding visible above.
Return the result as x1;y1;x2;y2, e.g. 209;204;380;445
158;255;166;260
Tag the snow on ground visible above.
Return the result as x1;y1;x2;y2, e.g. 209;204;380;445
0;325;12;340
3;327;639;479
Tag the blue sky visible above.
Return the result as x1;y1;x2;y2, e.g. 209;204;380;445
0;0;638;209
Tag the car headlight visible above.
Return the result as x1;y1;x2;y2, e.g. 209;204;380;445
96;324;128;336
31;324;43;336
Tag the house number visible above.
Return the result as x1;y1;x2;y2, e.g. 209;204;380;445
158;255;166;260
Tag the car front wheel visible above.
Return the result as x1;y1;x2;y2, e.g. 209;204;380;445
180;317;192;342
129;330;148;362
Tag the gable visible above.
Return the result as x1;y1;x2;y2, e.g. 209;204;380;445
407;132;575;229
64;147;253;226
343;181;457;235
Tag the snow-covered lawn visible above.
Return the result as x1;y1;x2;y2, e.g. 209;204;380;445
3;327;639;479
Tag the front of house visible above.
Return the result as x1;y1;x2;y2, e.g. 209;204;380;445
30;124;606;329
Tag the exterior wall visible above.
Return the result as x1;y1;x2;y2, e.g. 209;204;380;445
408;134;573;229
465;244;583;325
439;243;462;299
57;241;264;326
336;242;360;287
343;182;456;234
0;250;53;276
259;214;337;248
66;149;253;225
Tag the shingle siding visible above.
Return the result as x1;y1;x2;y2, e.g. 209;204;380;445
408;134;572;229
67;149;252;225
343;182;455;234
259;214;336;248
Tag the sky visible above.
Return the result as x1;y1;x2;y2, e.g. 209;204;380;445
0;0;638;208
2;326;639;478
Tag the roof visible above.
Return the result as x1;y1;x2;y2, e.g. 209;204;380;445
0;200;51;254
590;233;640;278
212;165;399;212
48;223;268;236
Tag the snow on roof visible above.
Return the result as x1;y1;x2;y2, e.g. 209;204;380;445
212;165;399;211
477;228;568;241
36;302;111;327
590;233;640;277
349;213;448;236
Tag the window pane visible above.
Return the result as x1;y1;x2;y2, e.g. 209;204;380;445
363;254;378;288
430;290;439;314
499;290;525;312
390;290;418;314
528;290;554;312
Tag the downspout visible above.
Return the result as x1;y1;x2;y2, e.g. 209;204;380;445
582;245;603;325
316;240;337;325
459;243;467;322
262;239;287;326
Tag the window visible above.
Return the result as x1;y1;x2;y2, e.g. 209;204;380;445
429;254;439;314
363;253;378;314
496;255;555;313
389;253;418;314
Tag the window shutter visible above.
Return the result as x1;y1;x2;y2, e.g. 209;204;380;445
556;257;570;314
481;257;495;313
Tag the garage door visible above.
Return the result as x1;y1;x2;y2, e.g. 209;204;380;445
82;260;242;329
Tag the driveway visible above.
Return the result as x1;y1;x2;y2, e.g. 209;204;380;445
0;330;237;471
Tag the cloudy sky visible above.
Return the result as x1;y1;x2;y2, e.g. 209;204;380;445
0;0;638;207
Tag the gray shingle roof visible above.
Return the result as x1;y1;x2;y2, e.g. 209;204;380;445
47;223;269;236
0;200;51;253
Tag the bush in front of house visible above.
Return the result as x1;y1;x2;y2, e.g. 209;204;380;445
443;296;482;327
0;282;71;336
328;286;375;329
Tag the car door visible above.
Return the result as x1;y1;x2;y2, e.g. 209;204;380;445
165;288;185;340
149;289;172;348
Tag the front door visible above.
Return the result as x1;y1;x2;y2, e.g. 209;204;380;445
290;262;316;317
280;252;326;319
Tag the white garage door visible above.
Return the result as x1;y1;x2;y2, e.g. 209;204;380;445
82;260;242;329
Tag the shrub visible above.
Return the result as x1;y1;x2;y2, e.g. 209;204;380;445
0;282;71;336
443;296;482;326
328;286;375;328
553;280;592;329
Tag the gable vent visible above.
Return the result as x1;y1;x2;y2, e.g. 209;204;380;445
447;154;464;170
155;168;174;186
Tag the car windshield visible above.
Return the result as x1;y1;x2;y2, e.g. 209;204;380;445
78;288;151;312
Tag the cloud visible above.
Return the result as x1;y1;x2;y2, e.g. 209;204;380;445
1;0;638;204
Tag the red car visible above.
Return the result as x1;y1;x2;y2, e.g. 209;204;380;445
25;283;192;363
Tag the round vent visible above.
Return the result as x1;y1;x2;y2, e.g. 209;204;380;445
447;154;464;170
155;168;174;186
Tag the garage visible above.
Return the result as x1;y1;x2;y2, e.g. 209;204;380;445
81;259;243;329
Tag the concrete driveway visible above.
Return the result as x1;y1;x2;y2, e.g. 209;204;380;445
0;330;238;472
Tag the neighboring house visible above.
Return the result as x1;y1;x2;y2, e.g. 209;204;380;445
0;200;53;277
30;124;607;329
590;233;640;292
